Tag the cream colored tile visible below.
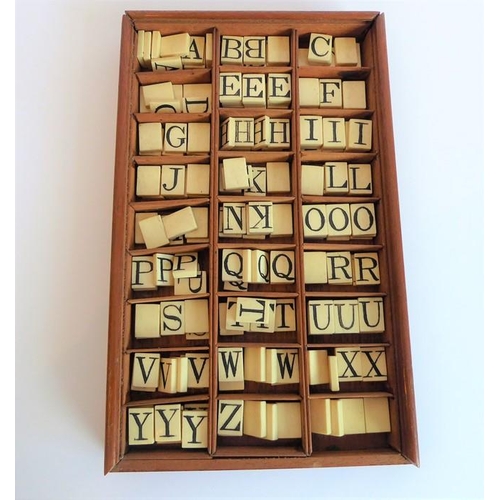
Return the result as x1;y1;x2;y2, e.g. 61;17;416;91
274;299;296;332
361;347;387;382
160;301;185;336
134;303;160;339
220;36;244;65
131;256;157;291
334;37;358;66
348;163;372;194
333;299;360;334
151;56;183;71
336;346;362;381
364;397;391;433
308;349;330;385
299;78;320;107
270;203;293;237
243;36;266;65
163;122;187;153
346;119;372;151
276;402;302;438
139;214;170;249
303;251;328;284
138;122;163;155
353;252;380;285
267;73;292;108
247;201;274;234
182;83;211;113
187;122;210;153
319;79;342;108
186;163;210;196
300;115;323;149
128;407;155;445
162;206;198;240
326;251;352;285
270;250;295;284
140;82;175;110
131;353;160;391
155;253;175;287
136;165;161;198
303;204;328;239
301;164;324;195
218;400;244;436
242;74;266;107
350;203;377;238
342;398;366;435
342;81;366;109
308;33;333;65
160;165;186;198
266;162;290;193
244;346;267;382
218;347;245;391
184;299;209;334
243;400;267;438
250;249;270;284
267;36;290;66
155;404;182;443
266;348;300;384
182;410;208;448
182;35;205;68
326;204;351;240
158;358;177;393
322;117;346;150
219;73;243;107
310;399;332;435
186;353;210;388
330;399;344;436
358;297;385;333
160;33;190;57
307;300;335;334
222;156;250;190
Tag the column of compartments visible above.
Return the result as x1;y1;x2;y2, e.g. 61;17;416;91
212;30;309;456
126;27;216;454
295;31;395;454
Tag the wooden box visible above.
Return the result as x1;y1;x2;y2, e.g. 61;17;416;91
105;10;419;473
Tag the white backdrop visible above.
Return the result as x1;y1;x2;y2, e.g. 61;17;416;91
16;0;485;498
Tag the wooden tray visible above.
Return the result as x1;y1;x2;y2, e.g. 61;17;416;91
105;10;419;473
